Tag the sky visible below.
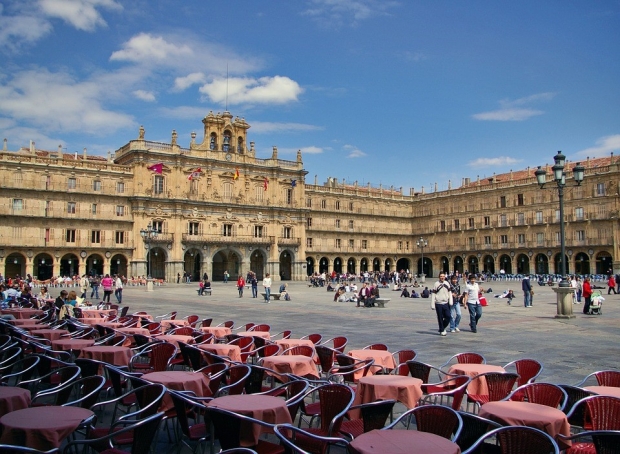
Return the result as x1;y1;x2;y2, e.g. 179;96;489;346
1;0;619;192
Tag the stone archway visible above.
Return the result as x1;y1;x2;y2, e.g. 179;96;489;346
360;257;369;272
86;254;104;277
34;253;54;280
396;258;410;274
333;257;343;274
251;250;266;280
346;257;356;274
306;257;315;276
483;255;495;274
372;257;381;272
596;251;613;275
319;257;329;274
146;247;166;279
554;253;569;275
5;253;25;279
280;250;292;280
440;256;449;274
453;256;464;274
516;254;530;274
535;254;549;274
467;256;479;274
60;253;79;277
498;254;512;274
184;250;201;281
574;252;590;275
110;254;128;277
212;250;240;281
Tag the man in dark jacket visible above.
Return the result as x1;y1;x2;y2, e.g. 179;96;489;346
522;276;532;308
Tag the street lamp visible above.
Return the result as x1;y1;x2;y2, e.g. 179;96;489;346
140;223;158;279
535;151;585;287
416;236;428;282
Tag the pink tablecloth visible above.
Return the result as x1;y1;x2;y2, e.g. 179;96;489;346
51;338;96;351
274;338;315;352
479;401;570;449
448;364;506;395
153;335;194;348
80;309;116;319
584;386;620;398
351;375;423;417
28;328;69;341
160;319;189;331
1;309;43;319
238;331;271;339
197;343;242;362
0;386;31;417
0;406;94;450
200;326;232;338
349;429;461;454
207;395;292;446
348;349;396;379
143;371;211;411
81;346;133;367
261;355;319;379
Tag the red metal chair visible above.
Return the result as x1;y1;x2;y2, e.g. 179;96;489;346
315;345;339;378
466;372;519;413
271;330;292;340
300;333;322;345
558;429;620;454
385;404;463;441
406;360;460;392
168;391;210;454
577;370;620;388
462;426;560;454
227;336;255;362
339;399;396;439
565;395;620;432
129;342;177;373
504;382;568;410
456;410;503;453
249;324;270;332
281;345;315;357
418;375;472;410
440;352;486;369
217;320;235;329
274;424;349;454
172;326;194;336
200;318;213;327
183;315;200;327
504;358;543;386
362;343;388;351
322;336;348;353
214;364;252;397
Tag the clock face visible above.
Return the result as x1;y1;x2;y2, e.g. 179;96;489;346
225;153;232;161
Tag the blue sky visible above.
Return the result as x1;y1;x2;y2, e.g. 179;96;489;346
1;0;619;191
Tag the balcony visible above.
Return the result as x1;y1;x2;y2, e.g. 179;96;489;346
146;233;174;244
182;234;274;246
8;237;135;249
277;237;302;246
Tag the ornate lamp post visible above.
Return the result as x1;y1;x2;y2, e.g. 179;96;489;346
140;223;158;291
535;151;584;318
416;237;428;282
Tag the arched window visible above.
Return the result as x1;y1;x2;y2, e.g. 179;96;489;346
237;137;244;154
209;133;217;150
223;130;231;151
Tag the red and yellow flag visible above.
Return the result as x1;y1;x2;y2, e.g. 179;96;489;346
234;167;239;180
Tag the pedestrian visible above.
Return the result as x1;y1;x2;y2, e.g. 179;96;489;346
262;273;272;303
431;273;452;336
607;274;616;294
463;274;484;333
522;275;532;308
250;273;258;298
177;273;181;284
237;275;245;298
89;275;100;300
224;270;229;283
583;276;593;314
449;275;462;333
101;274;114;303
575;276;583;303
114;275;123;303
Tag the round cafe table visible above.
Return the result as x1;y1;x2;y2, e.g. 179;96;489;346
584;386;620;398
81;346;133;367
51;338;96;351
447;364;506;395
77;317;107;326
200;326;232;338
260;355;319;379
348;429;461;454
197;343;242;362
14;322;45;331
207;395;292;446
28;328;69;341
160;319;189;331
0;386;31;417
80;309;116;319
1;309;43;319
350;375;423;418
348;349;396;379
274;338;316;352
0;406;94;450
238;331;270;339
153;334;194;348
9;319;43;326
142;371;211;411
479;401;571;449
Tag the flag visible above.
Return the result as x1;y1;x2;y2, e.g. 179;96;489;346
234;167;239;180
291;179;297;187
188;167;201;180
263;177;268;191
147;162;163;174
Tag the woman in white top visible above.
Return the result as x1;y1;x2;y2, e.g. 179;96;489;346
462;274;484;333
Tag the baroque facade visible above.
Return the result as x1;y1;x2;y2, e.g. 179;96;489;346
0;112;618;282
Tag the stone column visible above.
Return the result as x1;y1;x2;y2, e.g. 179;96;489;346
553;287;576;319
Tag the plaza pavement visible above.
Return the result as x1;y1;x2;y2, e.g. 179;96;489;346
82;278;618;385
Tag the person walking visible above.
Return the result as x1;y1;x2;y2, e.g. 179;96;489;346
101;274;114;303
262;273;272;303
463;274;484;333
431;273;453;336
89;275;100;300
114;275;123;303
522;275;532;308
250;273;258;298
237;275;245;298
583;276;593;314
448;275;462;333
224;270;229;283
607;274;616;294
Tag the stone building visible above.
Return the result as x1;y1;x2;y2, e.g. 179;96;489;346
0;112;618;282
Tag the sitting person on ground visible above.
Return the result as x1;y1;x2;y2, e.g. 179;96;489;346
326;282;335;291
400;287;410;298
421;287;430;298
411;289;420;298
334;288;345;302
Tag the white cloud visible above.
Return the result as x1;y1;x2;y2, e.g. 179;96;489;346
159;106;210;119
472;92;556;122
467;156;521;167
110;33;193;63
0;69;134;134
344;144;366;158
199;76;303;105
173;72;206;91
277;146;325;155
575;135;620;158
302;0;399;25
251;121;322;133
38;0;122;31
133;89;156;102
0;11;52;50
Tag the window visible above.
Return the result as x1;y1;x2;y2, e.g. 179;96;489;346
306;198;312;208
283;227;292;238
91;230;100;243
115;231;125;244
223;224;233;237
93;180;101;191
555;232;561;244
517;213;525;225
517;194;524;206
152;221;164;233
398;241;403;250
335;239;341;248
555;209;560;222
499;235;508;245
349;202;354;211
576;230;586;241
454;219;460;229
575;207;584;220
537;233;544;244
362;240;368;250
406;241;410;250
321;200;326;209
91;204;97;215
116;205;125;216
500;196;506;208
223;182;233;199
116;182;125;193
12;199;23;211
596;183;605;196
484;216;490;227
189;179;199;195
349;239;354;248
348;220;354;229
285;189;292;204
335;201;340;210
517;234;525;244
254;226;263;238
154;175;164;194
68;178;76;190
306;218;312;228
335;219;340;228
66;229;76;242
500;214;507;227
536;211;543;223
188;222;199;235
484;236;491;245
255;186;264;203
440;220;446;231
13;227;22;239
67;202;76;214
468;237;475;247
468;218;475;228
306;238;313;247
